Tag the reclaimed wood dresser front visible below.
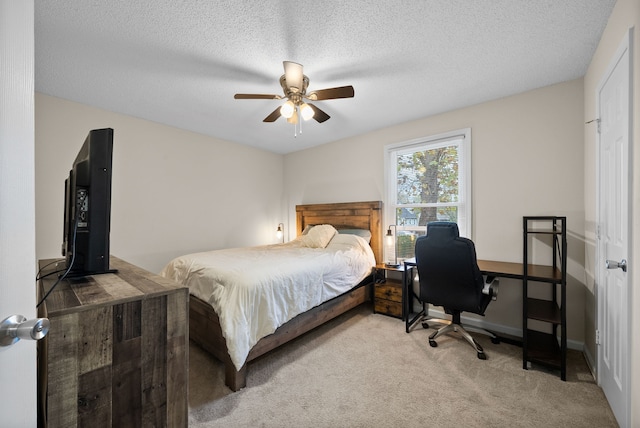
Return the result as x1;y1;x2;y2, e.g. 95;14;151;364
37;256;188;428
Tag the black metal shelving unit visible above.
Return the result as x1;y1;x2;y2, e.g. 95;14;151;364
522;216;567;380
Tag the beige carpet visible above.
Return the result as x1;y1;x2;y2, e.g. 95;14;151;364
188;305;618;427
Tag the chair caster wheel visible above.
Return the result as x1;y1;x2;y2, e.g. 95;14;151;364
429;339;438;347
491;337;500;344
477;352;487;360
421;322;429;329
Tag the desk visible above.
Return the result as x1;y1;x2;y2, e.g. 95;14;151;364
477;259;524;279
477;259;564;283
404;221;567;381
402;258;524;333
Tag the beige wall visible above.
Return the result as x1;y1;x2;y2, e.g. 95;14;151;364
284;78;586;344
583;0;640;424
35;93;284;273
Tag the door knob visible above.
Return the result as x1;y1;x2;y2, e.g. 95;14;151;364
606;259;627;272
0;315;50;347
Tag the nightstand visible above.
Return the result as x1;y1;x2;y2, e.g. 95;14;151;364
373;263;415;319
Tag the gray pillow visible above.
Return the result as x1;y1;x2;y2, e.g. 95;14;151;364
338;228;372;243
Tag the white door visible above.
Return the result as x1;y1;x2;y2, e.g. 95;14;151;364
596;28;632;428
0;1;37;426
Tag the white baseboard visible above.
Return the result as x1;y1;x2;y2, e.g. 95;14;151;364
582;344;597;379
426;308;584;351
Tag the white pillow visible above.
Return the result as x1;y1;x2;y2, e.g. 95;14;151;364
326;233;368;251
300;224;337;248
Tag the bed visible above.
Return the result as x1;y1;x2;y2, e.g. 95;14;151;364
161;201;383;391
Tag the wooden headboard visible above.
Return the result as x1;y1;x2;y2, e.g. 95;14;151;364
295;201;383;264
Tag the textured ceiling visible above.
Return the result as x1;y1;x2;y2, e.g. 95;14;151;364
35;1;615;154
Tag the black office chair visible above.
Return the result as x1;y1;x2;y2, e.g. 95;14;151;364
414;221;499;359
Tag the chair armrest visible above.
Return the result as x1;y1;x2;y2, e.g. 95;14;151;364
482;275;499;301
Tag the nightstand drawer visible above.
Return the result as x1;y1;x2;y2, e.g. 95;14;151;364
374;299;403;318
374;281;403;303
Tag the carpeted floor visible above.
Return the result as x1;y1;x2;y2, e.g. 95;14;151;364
188;305;618;427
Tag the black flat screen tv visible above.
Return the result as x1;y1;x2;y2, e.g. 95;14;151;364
62;128;114;276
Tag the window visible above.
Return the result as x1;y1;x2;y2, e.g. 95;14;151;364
384;128;471;262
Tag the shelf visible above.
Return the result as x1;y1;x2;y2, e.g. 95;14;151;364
525;264;563;283
525;329;562;369
523;216;567;381
526;298;561;323
526;228;564;235
375;262;408;272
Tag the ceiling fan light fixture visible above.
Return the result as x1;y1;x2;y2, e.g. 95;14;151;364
300;103;314;121
286;109;299;124
280;100;295;118
283;61;303;92
234;60;354;131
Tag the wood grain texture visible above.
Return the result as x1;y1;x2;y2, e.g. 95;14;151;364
296;200;383;263
374;280;403;318
37;256;188;428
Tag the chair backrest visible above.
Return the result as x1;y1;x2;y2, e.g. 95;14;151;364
415;221;488;315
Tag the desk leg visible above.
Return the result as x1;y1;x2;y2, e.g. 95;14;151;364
403;265;427;333
406;305;427;333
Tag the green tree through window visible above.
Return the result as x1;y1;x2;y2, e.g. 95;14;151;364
385;130;471;261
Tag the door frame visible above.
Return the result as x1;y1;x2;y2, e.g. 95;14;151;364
595;27;633;427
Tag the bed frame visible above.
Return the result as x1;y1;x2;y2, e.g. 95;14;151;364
189;201;383;391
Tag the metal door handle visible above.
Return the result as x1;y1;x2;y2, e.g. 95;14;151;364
606;259;627;272
0;315;50;347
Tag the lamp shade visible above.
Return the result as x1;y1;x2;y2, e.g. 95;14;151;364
280;100;295;118
300;103;314;121
283;61;303;92
276;223;284;242
386;227;394;246
385;225;399;267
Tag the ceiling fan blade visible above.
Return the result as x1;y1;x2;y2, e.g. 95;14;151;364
283;61;304;92
263;107;282;122
307;85;354;101
234;93;282;100
308;103;330;123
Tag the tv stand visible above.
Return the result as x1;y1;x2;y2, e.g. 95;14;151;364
63;268;118;278
37;256;188;427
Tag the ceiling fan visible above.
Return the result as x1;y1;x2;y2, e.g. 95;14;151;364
234;61;355;126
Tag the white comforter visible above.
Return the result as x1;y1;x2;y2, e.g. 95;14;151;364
160;233;375;370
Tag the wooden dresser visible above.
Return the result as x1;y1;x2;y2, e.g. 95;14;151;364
37;256;189;428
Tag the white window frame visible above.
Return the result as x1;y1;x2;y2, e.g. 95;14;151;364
384;128;472;261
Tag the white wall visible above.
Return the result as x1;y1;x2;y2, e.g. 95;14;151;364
35;93;284;273
284;79;586;343
583;0;640;424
